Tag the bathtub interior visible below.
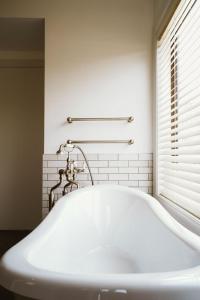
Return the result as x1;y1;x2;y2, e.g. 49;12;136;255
28;188;200;275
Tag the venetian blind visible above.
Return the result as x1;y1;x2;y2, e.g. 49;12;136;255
157;0;200;217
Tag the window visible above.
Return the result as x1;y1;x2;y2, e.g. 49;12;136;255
156;0;200;217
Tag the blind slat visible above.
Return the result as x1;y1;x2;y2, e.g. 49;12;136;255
161;168;200;184
160;180;200;201
157;0;200;217
159;162;200;174
160;189;200;217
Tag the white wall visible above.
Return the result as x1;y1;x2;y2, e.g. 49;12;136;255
0;0;154;154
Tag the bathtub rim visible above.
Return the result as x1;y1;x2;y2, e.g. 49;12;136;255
1;184;200;297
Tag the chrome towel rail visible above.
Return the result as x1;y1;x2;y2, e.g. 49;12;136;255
67;139;134;145
67;116;134;123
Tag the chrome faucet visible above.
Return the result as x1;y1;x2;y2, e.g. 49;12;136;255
49;142;94;211
62;153;85;195
49;169;65;210
56;142;94;185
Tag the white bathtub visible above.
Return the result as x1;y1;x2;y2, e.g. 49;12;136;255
1;185;200;300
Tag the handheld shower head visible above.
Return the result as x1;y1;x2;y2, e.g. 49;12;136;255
56;143;75;155
56;144;65;155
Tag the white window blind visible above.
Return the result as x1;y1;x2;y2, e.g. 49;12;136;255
157;0;200;217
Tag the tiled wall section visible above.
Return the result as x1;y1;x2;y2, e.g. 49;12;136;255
43;153;153;218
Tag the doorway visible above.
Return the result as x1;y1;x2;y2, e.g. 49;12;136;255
0;18;44;230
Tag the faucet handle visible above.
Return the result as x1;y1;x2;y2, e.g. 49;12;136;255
74;161;85;173
58;169;65;175
75;167;84;173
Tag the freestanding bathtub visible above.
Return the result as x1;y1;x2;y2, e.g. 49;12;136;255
1;185;200;300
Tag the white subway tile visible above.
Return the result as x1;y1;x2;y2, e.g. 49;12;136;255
53;187;63;194
97;181;118;185
129;181;139;187
93;174;108;180
99;154;118;160
57;154;67;161
42;153;153;208
43;187;47;194
119;167;138;173
78;153;98;161
109;160;128;167
43;180;57;187
139;187;149;193
119;154;138;160
48;160;65;168
70;152;78;161
139;168;152;174
129;174;148;180
139;181;153;187
43;167;57;174
91;167;99;174
43;160;47;167
42;194;49;201
57;154;78;161
109;174;128;180
129;160;148;167
99;168;118;174
43;154;58;160
89;161;108;167
60;181;66;188
69;154;78;160
119;181;138;187
48;174;59;181
43;174;47;180
42;200;49;208
85;167;98;174
139;153;153;160
76;174;88;181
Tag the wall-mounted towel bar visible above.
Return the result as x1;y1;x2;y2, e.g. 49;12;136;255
67;116;134;123
67;139;134;145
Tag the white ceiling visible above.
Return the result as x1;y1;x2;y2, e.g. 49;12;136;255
0;18;44;51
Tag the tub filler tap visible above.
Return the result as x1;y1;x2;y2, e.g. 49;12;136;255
62;154;85;196
49;169;64;210
49;142;94;210
56;142;94;186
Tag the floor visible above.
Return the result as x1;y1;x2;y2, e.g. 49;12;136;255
0;231;30;300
